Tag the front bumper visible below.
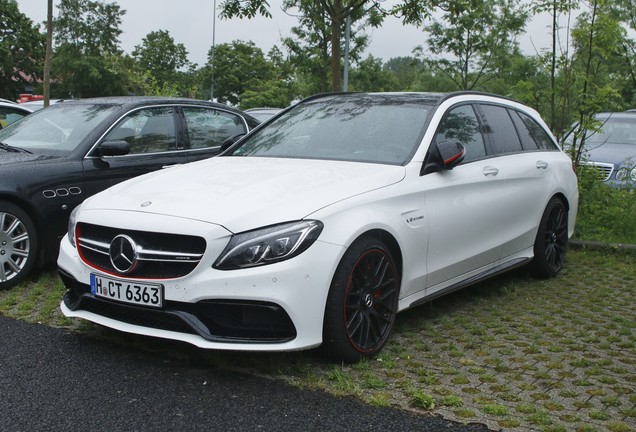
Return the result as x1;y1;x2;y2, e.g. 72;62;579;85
58;229;344;352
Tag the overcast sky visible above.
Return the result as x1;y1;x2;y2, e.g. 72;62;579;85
16;0;557;67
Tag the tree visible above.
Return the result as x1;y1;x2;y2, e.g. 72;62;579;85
132;30;192;90
204;40;276;106
567;0;626;165
419;0;529;91
0;0;45;100
52;0;126;97
348;55;398;91
220;0;386;91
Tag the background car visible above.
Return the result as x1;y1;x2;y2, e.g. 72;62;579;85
58;92;578;362
564;111;636;187
244;107;283;122
0;96;260;289
18;98;65;111
0;100;32;128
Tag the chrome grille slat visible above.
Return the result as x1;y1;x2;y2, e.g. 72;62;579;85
77;222;206;279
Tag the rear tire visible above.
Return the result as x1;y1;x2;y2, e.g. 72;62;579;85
0;201;38;290
321;237;399;362
530;198;568;279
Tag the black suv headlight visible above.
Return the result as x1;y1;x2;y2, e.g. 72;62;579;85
213;220;323;270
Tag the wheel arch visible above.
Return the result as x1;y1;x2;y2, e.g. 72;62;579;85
350;228;403;284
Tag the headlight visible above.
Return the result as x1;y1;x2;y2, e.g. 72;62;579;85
631;167;636;182
68;205;81;247
616;167;629;181
213;220;323;270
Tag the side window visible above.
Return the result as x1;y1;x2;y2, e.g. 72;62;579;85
517;111;558;150
509;109;539;151
183;108;247;149
436;105;486;163
0;107;28;128
104;107;177;155
479;104;523;155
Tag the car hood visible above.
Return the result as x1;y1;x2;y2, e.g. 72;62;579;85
82;157;406;233
586;143;635;166
0;150;57;166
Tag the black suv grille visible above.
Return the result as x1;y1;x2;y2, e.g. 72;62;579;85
77;222;206;279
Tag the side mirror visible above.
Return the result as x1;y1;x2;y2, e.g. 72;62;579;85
220;133;246;153
422;140;466;175
96;140;130;157
437;140;466;169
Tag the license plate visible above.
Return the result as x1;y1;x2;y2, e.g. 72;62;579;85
90;273;163;308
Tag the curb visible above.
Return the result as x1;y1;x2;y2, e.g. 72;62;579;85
570;239;636;251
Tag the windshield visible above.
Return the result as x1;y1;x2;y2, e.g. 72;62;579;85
229;95;433;165
586;118;636;145
0;103;118;156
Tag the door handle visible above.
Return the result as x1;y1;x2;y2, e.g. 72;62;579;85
536;160;548;170
482;166;499;176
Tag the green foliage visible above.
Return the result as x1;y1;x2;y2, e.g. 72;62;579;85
574;166;636;244
423;0;530;90
132;30;192;90
51;0;126;97
0;0;45;99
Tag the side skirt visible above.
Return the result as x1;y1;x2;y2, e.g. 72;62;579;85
408;257;530;309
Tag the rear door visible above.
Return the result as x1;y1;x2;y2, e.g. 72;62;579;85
476;104;561;259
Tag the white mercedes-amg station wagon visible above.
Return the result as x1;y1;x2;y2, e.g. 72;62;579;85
59;92;578;362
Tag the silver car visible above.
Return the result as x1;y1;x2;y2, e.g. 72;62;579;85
566;111;636;187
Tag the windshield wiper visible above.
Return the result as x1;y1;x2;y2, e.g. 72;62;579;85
0;142;32;154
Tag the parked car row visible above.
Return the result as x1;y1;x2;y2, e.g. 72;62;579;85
54;92;579;361
0;96;260;290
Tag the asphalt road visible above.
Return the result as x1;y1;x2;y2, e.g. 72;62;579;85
0;314;489;432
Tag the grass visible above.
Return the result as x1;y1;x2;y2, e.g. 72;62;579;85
2;248;635;431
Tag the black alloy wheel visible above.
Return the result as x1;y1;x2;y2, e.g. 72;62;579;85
531;198;568;279
322;237;399;362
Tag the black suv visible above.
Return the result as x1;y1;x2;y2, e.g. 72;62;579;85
0;96;260;289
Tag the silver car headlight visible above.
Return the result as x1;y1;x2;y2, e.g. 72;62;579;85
68;205;81;247
616;167;629;181
213;220;323;270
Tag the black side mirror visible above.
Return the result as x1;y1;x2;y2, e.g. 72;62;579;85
220;133;246;153
437;140;466;169
96;140;130;157
422;140;466;175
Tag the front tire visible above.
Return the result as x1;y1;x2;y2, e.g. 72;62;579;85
0;201;38;290
321;237;399;362
530;198;568;279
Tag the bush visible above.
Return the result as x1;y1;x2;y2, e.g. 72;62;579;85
574;166;636;244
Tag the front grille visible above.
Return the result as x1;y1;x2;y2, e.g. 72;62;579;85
61;274;297;343
587;162;614;181
77;222;206;279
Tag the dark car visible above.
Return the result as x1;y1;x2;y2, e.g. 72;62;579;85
0;96;260;289
565;111;636;187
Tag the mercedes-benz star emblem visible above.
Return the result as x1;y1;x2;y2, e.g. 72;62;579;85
109;234;138;274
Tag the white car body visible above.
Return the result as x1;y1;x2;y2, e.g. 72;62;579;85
59;92;579;361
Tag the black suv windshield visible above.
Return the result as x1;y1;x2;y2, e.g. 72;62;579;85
229;94;434;165
0;103;118;156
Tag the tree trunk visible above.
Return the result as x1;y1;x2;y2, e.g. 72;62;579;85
43;0;53;106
